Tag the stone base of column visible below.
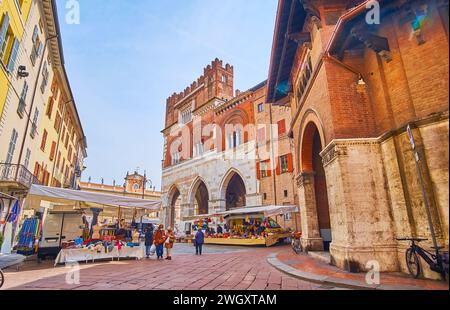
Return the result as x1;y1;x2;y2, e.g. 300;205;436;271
330;243;400;273
301;237;324;252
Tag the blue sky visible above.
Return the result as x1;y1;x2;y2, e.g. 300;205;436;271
56;0;278;190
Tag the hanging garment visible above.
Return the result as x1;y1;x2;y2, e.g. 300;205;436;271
6;200;20;223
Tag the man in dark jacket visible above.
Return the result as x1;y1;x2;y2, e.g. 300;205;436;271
144;225;154;258
194;229;205;255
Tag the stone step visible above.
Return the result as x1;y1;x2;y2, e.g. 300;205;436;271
308;251;331;264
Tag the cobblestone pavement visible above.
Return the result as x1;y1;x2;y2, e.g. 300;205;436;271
2;244;334;290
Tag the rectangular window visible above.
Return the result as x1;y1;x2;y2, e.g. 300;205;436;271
30;108;39;139
260;160;271;178
7;38;19;72
171;152;181;165
284;190;288;198
278;119;286;136
257;103;264;113
50;141;56;161
284;213;292;221
33;162;40;178
68;146;72;163
280;155;289;174
258;127;266;145
46;97;54;118
17;81;28;118
5;129;18;164
0;13;10;62
54;114;62;133
56;151;61;169
30;25;42;66
24;148;31;169
40;129;48;151
40;61;49;93
297;55;313;100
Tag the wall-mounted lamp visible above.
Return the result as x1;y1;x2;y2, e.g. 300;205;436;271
18;66;29;78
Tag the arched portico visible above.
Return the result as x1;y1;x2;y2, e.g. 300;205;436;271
189;177;210;215
220;169;247;211
297;111;332;252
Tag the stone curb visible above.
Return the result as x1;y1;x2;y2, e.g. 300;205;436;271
267;253;428;291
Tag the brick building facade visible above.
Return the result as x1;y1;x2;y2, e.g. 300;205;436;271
267;0;448;278
161;59;299;232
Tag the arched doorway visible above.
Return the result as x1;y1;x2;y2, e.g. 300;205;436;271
168;186;181;228
301;122;332;251
223;172;246;211
191;180;209;215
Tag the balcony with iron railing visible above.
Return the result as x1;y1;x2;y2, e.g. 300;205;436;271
0;163;40;190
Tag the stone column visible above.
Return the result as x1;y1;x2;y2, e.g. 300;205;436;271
209;199;226;214
321;139;399;272
296;172;324;251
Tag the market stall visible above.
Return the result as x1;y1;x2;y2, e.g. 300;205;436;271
200;205;299;247
24;185;161;265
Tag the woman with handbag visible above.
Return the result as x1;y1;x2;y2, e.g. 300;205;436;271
154;224;166;260
165;227;175;260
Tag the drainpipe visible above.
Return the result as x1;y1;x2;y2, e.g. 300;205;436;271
15;35;59;180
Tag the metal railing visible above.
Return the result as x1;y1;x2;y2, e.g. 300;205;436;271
0;163;40;188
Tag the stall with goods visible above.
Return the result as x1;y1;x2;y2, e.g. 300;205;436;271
25;185;161;264
198;205;299;247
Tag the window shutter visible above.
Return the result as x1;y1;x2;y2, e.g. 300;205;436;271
287;153;294;173
256;162;261;180
0;13;10;48
32;25;38;43
278;119;286;135
7;38;19;72
276;157;281;175
267;160;272;177
50;142;56;160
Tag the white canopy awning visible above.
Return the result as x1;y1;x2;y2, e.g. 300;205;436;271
214;205;299;217
28;185;161;211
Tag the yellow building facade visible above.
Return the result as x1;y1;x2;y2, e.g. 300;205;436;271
0;0;32;117
0;0;87;254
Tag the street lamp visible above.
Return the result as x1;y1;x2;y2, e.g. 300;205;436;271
142;171;153;199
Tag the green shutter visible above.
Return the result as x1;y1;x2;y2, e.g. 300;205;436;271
7;38;19;72
0;13;10;51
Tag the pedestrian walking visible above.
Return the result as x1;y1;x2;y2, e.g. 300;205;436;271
154;224;166;260
194;228;205;255
144;225;154;258
165;227;175;260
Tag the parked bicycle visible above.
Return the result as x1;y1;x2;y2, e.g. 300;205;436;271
0;268;4;289
291;232;306;254
397;237;449;280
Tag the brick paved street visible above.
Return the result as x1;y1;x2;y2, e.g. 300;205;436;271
2;245;329;290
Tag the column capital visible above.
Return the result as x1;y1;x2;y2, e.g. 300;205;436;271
296;171;316;188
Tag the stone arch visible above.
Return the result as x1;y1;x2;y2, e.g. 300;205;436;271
297;111;332;251
297;109;326;172
188;177;210;215
220;168;247;211
166;185;181;228
219;109;251;150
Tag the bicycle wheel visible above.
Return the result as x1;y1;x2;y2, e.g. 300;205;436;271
405;248;421;279
0;269;4;289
